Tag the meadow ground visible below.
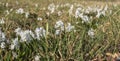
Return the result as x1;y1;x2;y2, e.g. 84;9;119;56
0;0;120;61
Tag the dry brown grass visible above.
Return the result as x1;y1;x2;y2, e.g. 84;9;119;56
1;0;120;7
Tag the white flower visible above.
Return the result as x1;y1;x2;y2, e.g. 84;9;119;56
109;10;112;14
65;23;74;32
64;3;70;7
34;55;40;61
10;38;19;50
48;3;55;13
0;18;5;24
16;8;24;14
60;4;64;7
12;38;19;46
0;29;6;42
12;52;18;58
75;7;84;18
42;7;46;10
10;44;15;50
57;11;62;16
96;8;103;18
46;12;50;16
35;4;38;8
76;22;79;24
10;8;13;12
81;15;90;23
5;3;8;7
104;5;108;11
55;20;65;31
37;17;42;21
55;20;64;29
85;7;92;14
113;4;117;7
5;10;10;15
35;27;46;40
56;5;59;9
101;11;106;16
55;21;75;33
25;12;29;18
88;28;94;38
96;12;101;18
1;42;5;49
14;27;22;35
55;30;60;35
96;8;107;18
16;1;19;5
68;5;74;15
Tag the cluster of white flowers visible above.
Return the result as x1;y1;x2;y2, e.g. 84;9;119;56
55;20;75;35
48;3;55;13
75;7;83;18
35;27;46;40
14;27;46;42
96;5;108;18
15;28;35;42
75;8;92;23
6;27;46;50
46;3;110;21
75;7;92;23
0;2;112;48
74;5;109;23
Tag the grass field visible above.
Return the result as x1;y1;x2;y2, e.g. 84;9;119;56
0;0;120;61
